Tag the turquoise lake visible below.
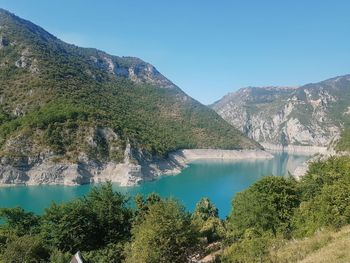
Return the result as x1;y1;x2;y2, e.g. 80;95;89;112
0;153;309;218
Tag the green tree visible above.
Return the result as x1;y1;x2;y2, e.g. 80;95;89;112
41;183;132;253
134;192;161;224
0;207;40;236
229;176;300;237
1;235;50;263
41;200;99;252
293;181;350;237
125;199;197;263
192;198;225;243
192;197;219;221
299;156;350;200
85;182;132;245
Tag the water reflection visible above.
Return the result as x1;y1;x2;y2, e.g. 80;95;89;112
0;153;310;218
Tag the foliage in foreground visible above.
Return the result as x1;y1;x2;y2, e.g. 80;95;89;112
1;156;350;262
125;199;196;263
228;176;299;238
336;128;350;152
221;155;350;262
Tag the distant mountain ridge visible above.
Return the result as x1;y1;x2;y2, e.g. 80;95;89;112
212;75;350;148
0;9;259;186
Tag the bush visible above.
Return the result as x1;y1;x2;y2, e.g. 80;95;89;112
228;176;299;237
125;199;198;263
221;229;273;263
293;181;350;237
40;182;132;252
299;156;350;200
0;207;40;236
192;198;225;243
1;235;50;263
83;243;125;263
49;249;72;263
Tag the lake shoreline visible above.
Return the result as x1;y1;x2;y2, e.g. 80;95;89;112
261;143;335;179
0;152;307;217
140;149;274;185
0;149;273;187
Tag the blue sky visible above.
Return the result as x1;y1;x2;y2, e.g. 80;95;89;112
1;0;350;104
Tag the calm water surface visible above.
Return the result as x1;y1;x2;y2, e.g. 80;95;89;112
0;153;309;218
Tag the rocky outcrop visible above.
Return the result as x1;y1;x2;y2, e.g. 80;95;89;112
0;145;142;187
89;54;178;89
212;75;350;148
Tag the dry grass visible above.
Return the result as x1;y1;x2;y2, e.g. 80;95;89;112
299;226;350;263
270;225;350;263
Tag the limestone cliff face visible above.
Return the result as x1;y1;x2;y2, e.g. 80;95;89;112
91;55;178;89
212;75;350;147
0;127;142;186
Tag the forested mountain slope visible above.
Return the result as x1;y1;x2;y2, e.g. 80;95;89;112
0;9;259;185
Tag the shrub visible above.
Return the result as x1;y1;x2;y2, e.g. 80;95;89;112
1;235;50;263
228;176;299;237
192;198;225;243
293;181;350;237
125;199;198;263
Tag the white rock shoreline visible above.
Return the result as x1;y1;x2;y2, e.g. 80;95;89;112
0;144;337;187
178;149;274;161
261;143;330;155
0;149;273;187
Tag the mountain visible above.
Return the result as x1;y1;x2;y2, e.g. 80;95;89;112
0;9;259;185
212;75;350;149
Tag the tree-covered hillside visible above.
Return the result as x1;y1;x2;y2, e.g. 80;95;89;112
0;9;258;169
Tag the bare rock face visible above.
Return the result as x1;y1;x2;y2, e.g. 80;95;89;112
0;165;28;184
90;54;178;89
0;124;186;187
0;148;143;187
0;126;142;187
212;75;350;147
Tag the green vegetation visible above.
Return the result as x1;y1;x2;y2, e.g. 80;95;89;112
192;197;225;243
0;184;215;263
0;9;257;166
221;155;350;262
269;225;350;263
125;199;196;263
336;128;350;151
1;156;350;262
228;176;299;237
0;183;132;263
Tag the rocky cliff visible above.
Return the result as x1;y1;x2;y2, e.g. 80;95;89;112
212;75;350;148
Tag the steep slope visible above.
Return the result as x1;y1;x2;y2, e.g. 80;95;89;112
0;9;259;186
212;75;350;148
